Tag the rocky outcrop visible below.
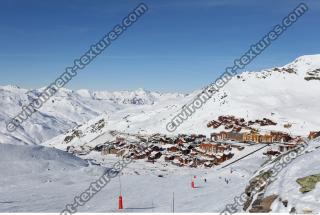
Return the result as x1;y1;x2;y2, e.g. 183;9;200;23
296;174;320;193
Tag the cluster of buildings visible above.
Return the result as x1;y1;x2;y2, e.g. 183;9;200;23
210;129;320;156
211;129;320;144
93;133;235;168
207;115;277;133
208;115;320;144
67;128;320;168
210;131;292;144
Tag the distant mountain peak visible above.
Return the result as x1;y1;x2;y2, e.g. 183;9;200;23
2;54;320;146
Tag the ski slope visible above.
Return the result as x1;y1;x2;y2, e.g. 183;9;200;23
0;143;105;212
0;142;267;212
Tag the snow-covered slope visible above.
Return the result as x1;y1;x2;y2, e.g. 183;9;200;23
45;54;320;149
266;139;320;214
0;143;106;212
0;87;185;145
242;137;320;214
113;54;320;136
2;54;320;146
0;141;268;212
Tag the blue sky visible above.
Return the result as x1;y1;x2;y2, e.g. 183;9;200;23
0;0;319;92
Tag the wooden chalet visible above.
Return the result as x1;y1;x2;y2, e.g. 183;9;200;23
211;131;228;141
175;137;186;145
214;152;233;164
167;146;179;153
101;146;119;155
270;131;292;143
308;131;320;140
199;143;231;154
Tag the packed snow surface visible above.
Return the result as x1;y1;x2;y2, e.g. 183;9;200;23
0;142;266;212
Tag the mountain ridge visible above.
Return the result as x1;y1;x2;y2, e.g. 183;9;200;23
1;54;320;145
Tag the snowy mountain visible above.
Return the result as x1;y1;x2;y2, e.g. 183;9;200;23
116;54;320;136
43;54;320;150
0;86;186;145
41;54;320;184
2;54;320;146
